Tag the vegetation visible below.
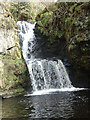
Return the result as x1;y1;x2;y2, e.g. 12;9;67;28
0;54;29;88
0;2;29;97
8;2;32;21
8;2;47;21
36;2;90;70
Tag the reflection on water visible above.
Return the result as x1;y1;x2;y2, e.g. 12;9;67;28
2;90;90;119
29;92;73;118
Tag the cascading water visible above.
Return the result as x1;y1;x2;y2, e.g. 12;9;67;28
28;59;72;91
17;21;84;95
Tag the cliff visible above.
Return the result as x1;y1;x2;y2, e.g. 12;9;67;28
0;2;29;97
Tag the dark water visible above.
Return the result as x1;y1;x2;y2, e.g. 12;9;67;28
2;90;90;119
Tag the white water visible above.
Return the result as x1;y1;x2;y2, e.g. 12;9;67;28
17;21;85;95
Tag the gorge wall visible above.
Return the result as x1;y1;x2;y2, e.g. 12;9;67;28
0;2;29;97
36;2;90;70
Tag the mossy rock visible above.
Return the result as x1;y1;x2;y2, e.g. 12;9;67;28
0;55;29;90
0;2;29;97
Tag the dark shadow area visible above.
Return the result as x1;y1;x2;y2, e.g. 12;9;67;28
34;28;67;60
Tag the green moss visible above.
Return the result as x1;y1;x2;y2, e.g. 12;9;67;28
13;87;24;94
0;54;28;90
0;55;12;59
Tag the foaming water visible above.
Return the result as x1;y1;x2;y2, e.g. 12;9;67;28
25;87;86;96
17;21;36;61
28;59;73;91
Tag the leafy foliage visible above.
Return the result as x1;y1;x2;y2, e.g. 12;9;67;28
8;2;31;21
36;2;90;70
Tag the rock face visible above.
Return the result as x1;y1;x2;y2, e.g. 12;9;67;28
0;2;29;96
0;2;21;58
36;2;90;70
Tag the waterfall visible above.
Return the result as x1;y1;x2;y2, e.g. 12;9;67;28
28;59;72;91
17;21;84;95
